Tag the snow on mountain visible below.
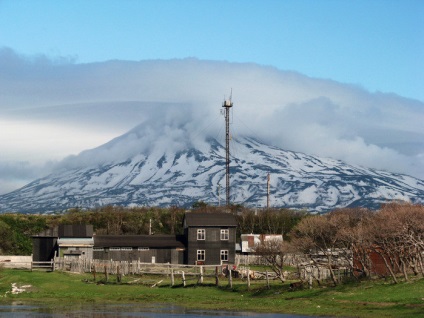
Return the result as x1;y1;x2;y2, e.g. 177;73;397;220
0;129;423;214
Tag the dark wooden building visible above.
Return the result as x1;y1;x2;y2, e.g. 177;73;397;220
33;212;238;266
32;225;93;262
183;212;237;265
32;227;58;262
93;235;185;264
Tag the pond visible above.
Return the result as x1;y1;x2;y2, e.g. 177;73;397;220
0;303;319;317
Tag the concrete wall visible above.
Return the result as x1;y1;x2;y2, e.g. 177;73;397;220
0;256;32;269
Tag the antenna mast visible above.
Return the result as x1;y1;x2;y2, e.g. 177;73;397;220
267;173;270;209
222;93;233;207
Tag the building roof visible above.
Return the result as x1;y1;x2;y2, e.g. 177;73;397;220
59;225;93;238
57;238;94;247
183;212;237;227
32;227;59;238
33;224;94;238
94;235;185;249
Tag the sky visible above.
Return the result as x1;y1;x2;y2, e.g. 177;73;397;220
0;0;423;194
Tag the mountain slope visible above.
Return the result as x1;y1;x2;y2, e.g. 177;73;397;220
0;134;423;213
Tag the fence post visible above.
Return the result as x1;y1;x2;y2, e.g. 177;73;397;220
247;267;251;290
200;266;204;284
117;265;121;283
215;266;219;286
171;269;175;286
266;270;270;289
104;265;109;282
182;271;186;287
228;269;233;288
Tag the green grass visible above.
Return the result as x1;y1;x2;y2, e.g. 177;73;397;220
0;269;423;317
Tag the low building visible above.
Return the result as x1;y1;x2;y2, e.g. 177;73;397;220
93;234;185;264
240;234;283;254
32;211;238;266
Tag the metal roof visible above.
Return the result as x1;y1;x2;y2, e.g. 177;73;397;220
57;238;94;247
94;235;185;249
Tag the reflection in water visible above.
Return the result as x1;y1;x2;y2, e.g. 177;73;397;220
0;303;316;317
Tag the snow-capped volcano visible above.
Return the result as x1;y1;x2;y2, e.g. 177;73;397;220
0;126;423;213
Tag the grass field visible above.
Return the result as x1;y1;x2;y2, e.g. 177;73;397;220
0;268;423;317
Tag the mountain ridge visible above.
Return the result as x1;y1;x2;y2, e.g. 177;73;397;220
0;132;423;214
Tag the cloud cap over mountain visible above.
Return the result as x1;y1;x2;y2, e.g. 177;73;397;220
0;49;423;194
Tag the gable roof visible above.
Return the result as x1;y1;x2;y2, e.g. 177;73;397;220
184;212;237;227
94;235;185;249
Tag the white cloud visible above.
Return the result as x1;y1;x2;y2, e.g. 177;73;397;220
0;48;423;194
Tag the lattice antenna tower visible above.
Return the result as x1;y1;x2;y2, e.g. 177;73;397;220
222;92;233;207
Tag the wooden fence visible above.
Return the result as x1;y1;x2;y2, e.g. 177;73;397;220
51;257;269;288
30;257;353;288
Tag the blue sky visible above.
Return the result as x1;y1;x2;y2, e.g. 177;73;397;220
1;0;423;101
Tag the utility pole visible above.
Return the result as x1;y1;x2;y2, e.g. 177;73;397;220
222;95;233;207
267;173;270;209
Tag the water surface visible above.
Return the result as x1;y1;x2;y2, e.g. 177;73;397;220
0;303;318;317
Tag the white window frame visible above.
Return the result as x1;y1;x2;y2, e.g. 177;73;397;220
220;229;229;240
220;250;229;261
197;249;206;261
109;247;121;251
120;247;132;251
197;229;205;240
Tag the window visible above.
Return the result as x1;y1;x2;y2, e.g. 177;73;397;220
197;250;205;261
109;247;120;251
220;250;229;261
220;229;229;240
120;247;132;251
138;247;149;251
197;229;205;240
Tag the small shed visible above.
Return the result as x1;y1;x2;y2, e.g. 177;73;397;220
57;238;94;259
32;227;59;262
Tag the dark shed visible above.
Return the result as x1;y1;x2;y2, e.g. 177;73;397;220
32;227;59;262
